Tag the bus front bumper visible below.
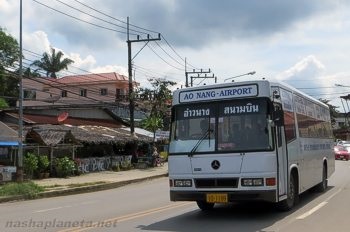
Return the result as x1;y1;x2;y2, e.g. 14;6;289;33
170;190;277;203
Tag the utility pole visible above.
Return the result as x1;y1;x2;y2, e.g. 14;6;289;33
190;73;216;87
185;68;211;87
127;17;160;136
17;0;24;182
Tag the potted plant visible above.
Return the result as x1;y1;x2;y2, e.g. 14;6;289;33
23;152;38;179
38;155;50;178
54;157;75;178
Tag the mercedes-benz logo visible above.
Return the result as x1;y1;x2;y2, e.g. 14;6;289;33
211;160;220;170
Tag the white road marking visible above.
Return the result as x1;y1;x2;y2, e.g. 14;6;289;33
296;202;328;219
58;202;194;232
34;201;97;213
34;205;75;213
296;188;342;220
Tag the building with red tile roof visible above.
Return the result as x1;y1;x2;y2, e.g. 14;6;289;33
22;72;138;107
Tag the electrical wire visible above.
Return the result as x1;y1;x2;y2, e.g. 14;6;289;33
32;0;202;75
32;0;136;35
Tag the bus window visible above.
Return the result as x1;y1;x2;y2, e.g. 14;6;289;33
218;99;272;151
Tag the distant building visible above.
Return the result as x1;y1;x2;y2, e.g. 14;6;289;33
22;72;137;107
15;72;146;127
334;112;349;129
333;112;350;140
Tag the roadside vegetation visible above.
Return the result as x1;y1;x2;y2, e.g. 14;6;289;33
0;181;44;199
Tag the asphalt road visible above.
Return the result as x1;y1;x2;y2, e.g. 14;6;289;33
1;160;350;232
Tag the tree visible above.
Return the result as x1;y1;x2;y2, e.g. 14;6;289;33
137;78;176;131
0;27;21;107
0;27;20;69
31;47;74;78
15;67;41;78
0;98;9;109
319;98;339;127
141;115;163;142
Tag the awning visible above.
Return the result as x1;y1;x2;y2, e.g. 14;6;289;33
0;141;20;146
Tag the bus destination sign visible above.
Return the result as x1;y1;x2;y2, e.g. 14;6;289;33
179;84;258;103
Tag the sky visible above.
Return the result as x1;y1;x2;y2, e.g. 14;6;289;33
1;0;350;112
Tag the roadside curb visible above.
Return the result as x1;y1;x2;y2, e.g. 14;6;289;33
0;173;168;203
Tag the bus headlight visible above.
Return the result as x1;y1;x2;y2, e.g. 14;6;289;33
174;179;192;187
241;178;264;186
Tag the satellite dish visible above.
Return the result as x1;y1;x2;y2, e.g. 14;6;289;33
57;112;69;123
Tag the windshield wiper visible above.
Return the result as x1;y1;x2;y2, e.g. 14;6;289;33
188;129;213;157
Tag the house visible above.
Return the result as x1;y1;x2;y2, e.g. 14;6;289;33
333;113;350;140
19;72;147;126
22;72;135;106
0;121;18;181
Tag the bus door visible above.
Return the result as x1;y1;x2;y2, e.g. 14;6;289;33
276;124;288;198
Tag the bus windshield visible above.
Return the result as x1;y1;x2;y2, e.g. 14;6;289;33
169;98;273;154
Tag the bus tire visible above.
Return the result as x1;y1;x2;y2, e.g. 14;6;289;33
277;174;297;211
196;201;214;210
315;164;327;192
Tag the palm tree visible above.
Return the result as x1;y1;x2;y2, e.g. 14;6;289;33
141;115;163;142
31;47;74;78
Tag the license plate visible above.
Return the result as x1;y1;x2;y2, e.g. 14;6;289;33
340;156;344;158
206;193;228;203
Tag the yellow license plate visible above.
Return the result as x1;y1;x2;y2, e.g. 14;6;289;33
206;193;228;203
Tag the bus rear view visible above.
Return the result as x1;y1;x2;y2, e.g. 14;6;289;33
168;80;334;211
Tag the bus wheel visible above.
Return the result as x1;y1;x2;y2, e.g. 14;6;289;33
196;201;214;210
315;165;327;192
277;174;297;211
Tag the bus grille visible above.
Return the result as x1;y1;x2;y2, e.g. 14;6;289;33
194;178;238;188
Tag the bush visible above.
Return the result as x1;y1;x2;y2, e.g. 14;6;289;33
24;152;38;179
38;155;50;173
54;157;75;178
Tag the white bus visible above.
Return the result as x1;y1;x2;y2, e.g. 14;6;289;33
168;80;334;211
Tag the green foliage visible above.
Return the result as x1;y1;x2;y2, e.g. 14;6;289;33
137;78;175;131
54;157;75;178
0;27;20;69
0;28;21;107
0;98;9;109
23;153;39;179
31;47;74;78
0;181;44;199
141;115;163;142
37;155;50;173
319;98;339;127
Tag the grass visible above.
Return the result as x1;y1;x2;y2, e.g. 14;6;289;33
0;181;45;199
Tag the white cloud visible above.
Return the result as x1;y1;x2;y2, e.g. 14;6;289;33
276;55;326;81
90;65;128;76
23;31;51;55
0;0;12;11
68;53;96;71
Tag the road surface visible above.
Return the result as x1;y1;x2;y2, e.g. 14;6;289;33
1;160;350;232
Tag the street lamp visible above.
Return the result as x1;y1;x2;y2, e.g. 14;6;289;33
224;71;256;82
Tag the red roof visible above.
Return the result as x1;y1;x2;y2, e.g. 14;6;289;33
23;114;123;128
48;72;129;84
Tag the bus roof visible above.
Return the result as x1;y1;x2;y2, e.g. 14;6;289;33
172;79;328;109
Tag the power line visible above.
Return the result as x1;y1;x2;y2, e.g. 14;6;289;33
32;0;199;75
32;0;135;35
72;0;159;35
146;43;184;71
160;34;198;70
54;0;150;36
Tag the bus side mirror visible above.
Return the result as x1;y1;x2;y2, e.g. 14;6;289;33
273;110;284;127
